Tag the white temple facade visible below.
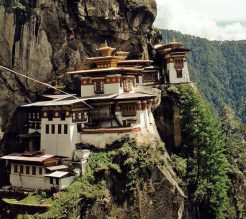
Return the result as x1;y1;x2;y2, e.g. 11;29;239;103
0;40;192;191
155;40;191;84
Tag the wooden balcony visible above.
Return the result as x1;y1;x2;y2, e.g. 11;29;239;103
88;112;114;121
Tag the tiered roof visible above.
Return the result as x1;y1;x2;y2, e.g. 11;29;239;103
67;42;157;76
155;38;191;55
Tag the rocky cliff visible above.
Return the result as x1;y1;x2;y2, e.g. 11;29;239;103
0;0;157;132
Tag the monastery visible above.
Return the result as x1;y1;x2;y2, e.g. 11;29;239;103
1;40;191;191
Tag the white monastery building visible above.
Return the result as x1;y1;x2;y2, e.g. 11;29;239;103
155;40;191;84
1;40;191;191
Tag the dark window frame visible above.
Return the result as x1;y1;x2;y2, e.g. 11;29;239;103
61;111;66;121
64;124;68;134
58;124;62;134
121;104;137;117
32;166;36;175
176;69;183;78
94;80;104;94
26;166;30;174
14;165;18;173
20;165;24;174
51;124;55;134
46;125;49;134
47;111;53;121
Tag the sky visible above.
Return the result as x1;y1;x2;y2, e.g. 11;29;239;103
154;0;246;41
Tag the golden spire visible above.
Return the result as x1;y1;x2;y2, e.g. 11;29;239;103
169;37;183;48
103;40;108;47
96;41;116;57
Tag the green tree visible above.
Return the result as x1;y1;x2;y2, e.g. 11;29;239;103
177;85;230;219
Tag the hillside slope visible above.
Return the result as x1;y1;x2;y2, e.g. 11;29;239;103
160;29;246;123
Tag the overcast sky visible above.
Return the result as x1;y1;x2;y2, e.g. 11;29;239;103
154;0;246;40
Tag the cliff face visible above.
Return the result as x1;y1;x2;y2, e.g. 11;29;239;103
0;0;157;131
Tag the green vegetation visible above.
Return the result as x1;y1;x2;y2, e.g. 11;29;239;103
20;142;165;219
12;1;26;11
166;84;231;219
160;29;246;123
3;193;52;207
221;106;246;174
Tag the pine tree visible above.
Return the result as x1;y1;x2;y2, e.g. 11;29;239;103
178;85;230;219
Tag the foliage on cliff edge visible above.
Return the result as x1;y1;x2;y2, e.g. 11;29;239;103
165;84;231;219
20;141;166;219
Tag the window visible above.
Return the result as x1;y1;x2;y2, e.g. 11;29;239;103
47;111;53;121
64;124;68;134
73;112;86;122
58;124;62;134
30;122;35;129
50;178;53;184
37;113;40;120
94;80;104;94
61;111;66;121
14;165;18;173
20;165;24;174
123;79;133;92
77;124;83;132
56;178;59;185
136;76;139;83
121;105;137;117
143;73;157;83
174;58;184;69
176;69;183;78
39;167;42;175
26;166;30;174
51;124;55;134
46;125;49;134
32;166;36;175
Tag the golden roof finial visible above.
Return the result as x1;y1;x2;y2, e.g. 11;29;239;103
96;40;116;56
173;37;176;42
169;37;182;46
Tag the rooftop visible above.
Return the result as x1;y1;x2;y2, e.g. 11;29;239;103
82;94;118;101
67;67;144;75
114;92;155;100
1;153;56;163
42;94;77;100
22;98;92;108
44;171;69;178
118;60;153;64
46;165;68;171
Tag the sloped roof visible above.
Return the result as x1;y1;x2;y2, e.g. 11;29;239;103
44;171;69;178
46;165;68;171
1;153;55;163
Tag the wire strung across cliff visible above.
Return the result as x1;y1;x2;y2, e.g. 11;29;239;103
0;65;78;98
0;65;94;109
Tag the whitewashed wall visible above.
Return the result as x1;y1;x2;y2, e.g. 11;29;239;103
167;62;190;84
10;174;46;190
40;118;80;159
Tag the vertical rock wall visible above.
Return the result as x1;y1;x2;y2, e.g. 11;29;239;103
0;0;157;131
